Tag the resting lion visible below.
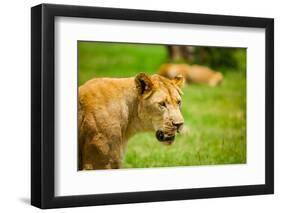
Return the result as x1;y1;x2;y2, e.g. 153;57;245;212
78;73;185;170
159;63;223;87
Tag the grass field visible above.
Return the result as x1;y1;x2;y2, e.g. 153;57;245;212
78;41;246;168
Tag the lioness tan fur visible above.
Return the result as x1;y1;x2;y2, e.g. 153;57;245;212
159;64;223;87
78;73;184;170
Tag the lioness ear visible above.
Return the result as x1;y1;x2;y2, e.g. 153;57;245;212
173;75;185;88
135;73;153;95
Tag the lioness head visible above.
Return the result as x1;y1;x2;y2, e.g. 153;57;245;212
135;73;185;145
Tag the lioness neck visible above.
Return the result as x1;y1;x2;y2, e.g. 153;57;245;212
121;78;152;140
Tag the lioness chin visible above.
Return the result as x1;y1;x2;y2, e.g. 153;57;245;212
78;73;184;170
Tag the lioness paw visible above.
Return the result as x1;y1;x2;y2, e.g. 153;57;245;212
83;164;94;170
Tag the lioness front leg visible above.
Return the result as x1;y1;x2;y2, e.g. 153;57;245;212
108;140;125;169
109;158;122;169
82;139;111;170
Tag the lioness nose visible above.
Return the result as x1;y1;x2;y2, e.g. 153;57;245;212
172;122;184;130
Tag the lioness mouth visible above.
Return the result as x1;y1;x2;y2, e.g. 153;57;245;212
156;130;175;145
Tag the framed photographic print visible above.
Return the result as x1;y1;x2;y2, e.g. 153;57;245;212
31;3;274;209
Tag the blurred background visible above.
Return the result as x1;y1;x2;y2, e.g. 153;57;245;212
78;41;246;168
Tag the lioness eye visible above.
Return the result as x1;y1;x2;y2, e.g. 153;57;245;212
177;100;181;106
159;102;166;108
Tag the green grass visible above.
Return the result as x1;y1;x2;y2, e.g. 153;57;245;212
78;41;246;168
78;42;168;85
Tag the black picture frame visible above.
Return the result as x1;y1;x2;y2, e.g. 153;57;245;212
31;3;274;209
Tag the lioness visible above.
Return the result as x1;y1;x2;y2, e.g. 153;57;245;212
159;64;223;87
78;73;184;170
